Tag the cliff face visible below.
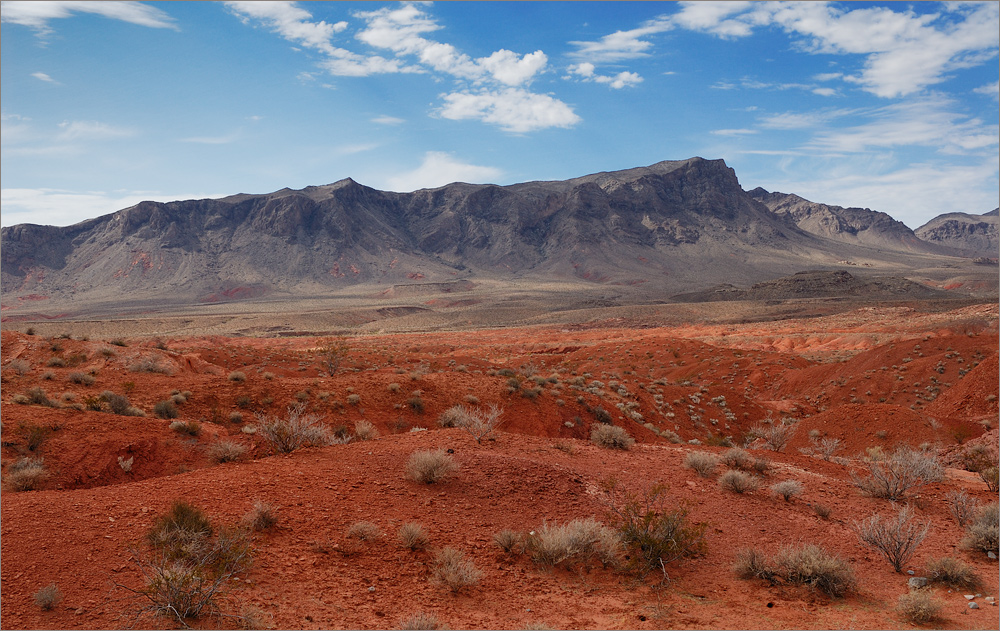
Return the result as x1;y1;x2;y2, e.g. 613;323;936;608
0;158;977;312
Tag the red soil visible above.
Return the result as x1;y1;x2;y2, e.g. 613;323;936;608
1;304;998;629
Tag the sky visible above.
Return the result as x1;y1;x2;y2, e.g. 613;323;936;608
1;1;998;230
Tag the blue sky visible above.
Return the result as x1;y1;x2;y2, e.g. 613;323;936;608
2;1;997;230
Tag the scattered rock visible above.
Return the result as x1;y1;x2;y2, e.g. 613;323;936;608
969;602;979;610
907;570;915;575
965;595;975;600
908;577;928;589
989;551;997;560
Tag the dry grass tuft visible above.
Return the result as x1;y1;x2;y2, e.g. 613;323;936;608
590;424;634;450
405;449;459;484
398;522;429;551
432;547;482;593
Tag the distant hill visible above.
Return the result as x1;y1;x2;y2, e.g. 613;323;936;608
0;158;990;316
915;209;998;258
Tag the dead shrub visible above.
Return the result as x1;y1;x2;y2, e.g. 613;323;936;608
4;456;48;491
945;489;979;527
721;447;752;470
228;371;247;382
733;548;775;582
750;422;795;452
813;503;832;520
924;556;980;589
354;419;378;441
961;501;999;555
445;404;504;443
397;612;442;630
7;358;31;375
897;591;941;624
153;400;179;419
68;371;95;386
493;529;523;555
854;505;929;572
525;518;622;569
398;522;429;551
980;466;999;492
208;440;247;463
255;404;333;454
346;521;381;541
129;357;172;374
34;584;62;610
101;390;144;416
406;449;459;484
770;480;803;502
684;451;718;478
850;445;943;501
772;544;855;597
241;501;279;532
719;469;759;494
590;424;634;450
432;547;482;593
25;386;58;407
437;405;465;428
169;420;202;437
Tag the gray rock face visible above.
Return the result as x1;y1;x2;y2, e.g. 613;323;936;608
908;577;928;589
915;209;999;258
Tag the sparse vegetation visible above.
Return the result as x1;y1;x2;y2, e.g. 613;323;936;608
169;420;202;437
749;421;795;452
770;480;803;502
68;371;95;385
896;591;941;624
255;404;332;453
854;505;929;572
684;451;718;478
850;445;943;501
354;419;378;441
961;501;998;555
397;612;443;630
736;544;855;597
346;521;381;541
443;403;504;444
524;518;622;569
101;390;144;416
406;449;459;484
432;547;482;593
4;456;48;491
34;584;62;610
945;489;979;527
590;424;634;450
924;555;980;589
719;469;759;494
228;371;247;382
398;522;429;550
24;386;58;407
241;501;279;531
208;439;247;463
153;399;179;419
129;357;172;374
494;529;523;554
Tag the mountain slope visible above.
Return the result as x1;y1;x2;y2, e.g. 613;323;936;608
915;209;998;258
0;158;984;315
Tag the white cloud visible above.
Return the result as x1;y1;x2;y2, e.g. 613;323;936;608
711;129;758;136
31;72;57;83
567;64;643;89
568;16;673;63
812;87;838;97
813;72;843;82
438;88;581;133
672;1;759;38
758;109;855;130
0;188;223;228
477;49;548;86
384;152;503;192
974;80;999;100
57;120;134;141
372;115;405;125
0;0;177;34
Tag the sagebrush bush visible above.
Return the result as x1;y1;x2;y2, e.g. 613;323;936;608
961;501;999;555
750;422;795;452
228;371;247;382
438;405;465;428
442;404;504;443
397;612;442;630
850;445;942;501
494;529;523;554
590;424;634;450
208;440;246;463
602;479;706;578
68;371;95;385
101;390;143;416
169;420;201;436
773;544;855;597
721;447;752;470
897;591;941;624
945;489;979;527
405;449;459;484
346;521;381;541
3;456;48;491
255;404;332;453
432;547;481;592
733;548;774;582
354;419;378;441
25;386;58;407
525;518;622;569
924;556;980;589
854;505;929;573
770;480;803;502
34;584;62;610
153;400;179;419
129;357;172;374
241;501;278;532
719;469;759;494
398;522;429;550
980;466;999;492
684;451;718;478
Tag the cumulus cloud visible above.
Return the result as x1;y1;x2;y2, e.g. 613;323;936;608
0;0;177;34
567;64;643;89
438;88;581;133
384;151;503;192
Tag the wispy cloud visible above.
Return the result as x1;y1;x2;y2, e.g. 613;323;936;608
178;131;241;145
711;128;758;137
1;1;177;35
31;71;57;83
974;80;999;100
57;120;135;141
0;188;223;228
566;63;643;89
384;151;503;192
568;16;673;63
371;115;405;125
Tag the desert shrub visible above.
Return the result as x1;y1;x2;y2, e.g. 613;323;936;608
347;393;361;406
945;489;979;527
101;390;144;416
443;403;504;443
46;356;66;368
592;406;613;424
241;501;279;532
750;422;795;452
20;423;52;452
432;547;482;593
494;529;523;554
228;371;247;382
4;457;48;491
525;518;622;569
255;404;332;454
407;395;425;413
521;386;541;400
235;395;253;409
770;480;803;502
720;447;752;470
979;466;999;492
772;544;855;597
153;400;179;419
25;386;57;407
169;420;202;437
7;358;31;375
684;451;718;478
68;371;95;385
719;469;759;494
813;436;843;460
850;445;943;501
897;591;941;624
398;522;429;551
120;501;252;627
398;612;442;630
387;382;401;393
354;419;378;441
208;440;246;463
438;405;465;428
110;338;128;347
229;411;244;423
602;479;706;579
40;371;55;381
854;505;929;572
34;584;62;610
961;502;999;555
129;357;172;374
813;503;832;520
590;424;634;450
405;449;459;484
347;521;381;541
924;556;980;589
733;548;775;582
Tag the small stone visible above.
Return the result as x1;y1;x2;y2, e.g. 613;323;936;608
368;586;375;592
908;577;928;589
907;570;915;575
988;551;997;560
969;602;979;610
965;595;975;600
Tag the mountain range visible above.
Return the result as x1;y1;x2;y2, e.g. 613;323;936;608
1;157;996;316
